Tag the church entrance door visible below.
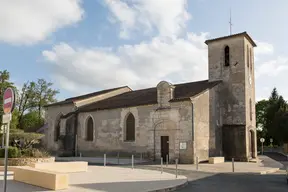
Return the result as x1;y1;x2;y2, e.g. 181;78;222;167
161;136;169;162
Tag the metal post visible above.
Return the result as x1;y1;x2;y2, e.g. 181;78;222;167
261;142;264;155
117;152;120;165
104;154;106;167
1;126;4;148
132;155;134;169
160;157;163;174
175;159;178;178
232;158;235;172
166;154;168;167
196;156;199;171
4;122;10;192
140;153;143;162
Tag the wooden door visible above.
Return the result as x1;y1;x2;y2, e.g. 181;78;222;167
161;136;169;162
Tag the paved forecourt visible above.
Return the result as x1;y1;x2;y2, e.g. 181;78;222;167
0;165;187;192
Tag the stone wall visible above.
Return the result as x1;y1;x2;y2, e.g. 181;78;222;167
76;100;193;163
0;157;55;166
44;104;75;151
192;90;210;162
207;34;257;161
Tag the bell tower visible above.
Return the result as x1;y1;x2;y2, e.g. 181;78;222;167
205;32;257;161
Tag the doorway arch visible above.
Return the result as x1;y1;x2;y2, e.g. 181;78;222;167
249;129;256;158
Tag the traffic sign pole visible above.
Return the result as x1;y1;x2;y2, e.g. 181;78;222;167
2;87;15;192
3;121;10;192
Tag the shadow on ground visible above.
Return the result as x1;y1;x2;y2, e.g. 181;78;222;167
71;179;187;192
176;172;287;192
0;180;46;192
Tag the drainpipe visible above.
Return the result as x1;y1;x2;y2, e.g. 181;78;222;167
153;108;159;162
191;103;196;163
74;112;79;157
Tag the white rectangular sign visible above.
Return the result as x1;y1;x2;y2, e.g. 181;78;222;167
180;142;187;150
2;113;11;124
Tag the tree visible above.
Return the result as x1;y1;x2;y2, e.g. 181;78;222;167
256;99;269;143
17;81;36;129
33;79;59;121
21;111;44;132
263;88;288;145
0;70;15;126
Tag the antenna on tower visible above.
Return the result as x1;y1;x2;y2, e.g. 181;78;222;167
229;8;233;35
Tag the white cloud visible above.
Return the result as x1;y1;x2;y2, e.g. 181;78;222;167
105;0;191;39
42;33;208;94
0;0;84;45
255;57;288;79
254;41;274;55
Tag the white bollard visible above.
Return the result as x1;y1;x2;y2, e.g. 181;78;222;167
104;154;106;167
196;156;199;171
232;158;235;172
160;157;163;174
175;159;178;178
166;154;168;167
132;155;134;169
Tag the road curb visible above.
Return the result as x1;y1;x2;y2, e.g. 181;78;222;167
148;179;188;192
260;168;280;175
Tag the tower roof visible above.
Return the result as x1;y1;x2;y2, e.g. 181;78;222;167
205;32;257;47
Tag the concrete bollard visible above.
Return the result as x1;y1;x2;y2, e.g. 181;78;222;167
79;153;82;158
140;153;143;162
166;154;168;167
175;159;178;178
232;158;235;172
104;154;106;167
132;155;134;169
160;157;163;174
196;156;199;171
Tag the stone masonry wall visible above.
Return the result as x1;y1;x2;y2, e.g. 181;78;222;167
76;101;193;163
44;104;75;151
192;90;210;162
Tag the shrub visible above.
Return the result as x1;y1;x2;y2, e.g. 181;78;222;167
21;148;50;158
0;147;20;158
9;129;44;149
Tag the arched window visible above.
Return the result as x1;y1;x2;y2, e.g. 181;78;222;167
125;113;135;141
247;45;250;68
224;46;230;66
249;99;252;121
86;116;94;141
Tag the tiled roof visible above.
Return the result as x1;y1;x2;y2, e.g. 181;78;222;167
45;86;129;107
205;31;257;47
77;80;222;112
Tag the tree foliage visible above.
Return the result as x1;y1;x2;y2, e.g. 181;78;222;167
0;69;59;132
8;129;44;149
256;88;288;146
0;70;15;125
21;111;44;132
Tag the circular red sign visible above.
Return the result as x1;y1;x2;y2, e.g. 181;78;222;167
3;87;15;114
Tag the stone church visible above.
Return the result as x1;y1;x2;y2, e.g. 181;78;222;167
43;32;257;163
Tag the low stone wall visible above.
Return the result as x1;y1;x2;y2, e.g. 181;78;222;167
0;157;55;166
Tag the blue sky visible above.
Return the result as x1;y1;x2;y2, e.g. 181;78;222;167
0;0;287;101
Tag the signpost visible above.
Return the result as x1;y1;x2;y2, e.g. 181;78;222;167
2;87;15;192
260;138;265;155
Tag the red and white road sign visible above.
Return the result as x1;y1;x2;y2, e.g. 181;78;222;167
3;87;15;114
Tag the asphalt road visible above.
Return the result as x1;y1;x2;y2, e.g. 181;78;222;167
175;152;288;192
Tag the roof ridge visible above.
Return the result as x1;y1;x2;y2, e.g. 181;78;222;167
65;85;130;101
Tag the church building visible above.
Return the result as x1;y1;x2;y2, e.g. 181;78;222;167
43;32;257;163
